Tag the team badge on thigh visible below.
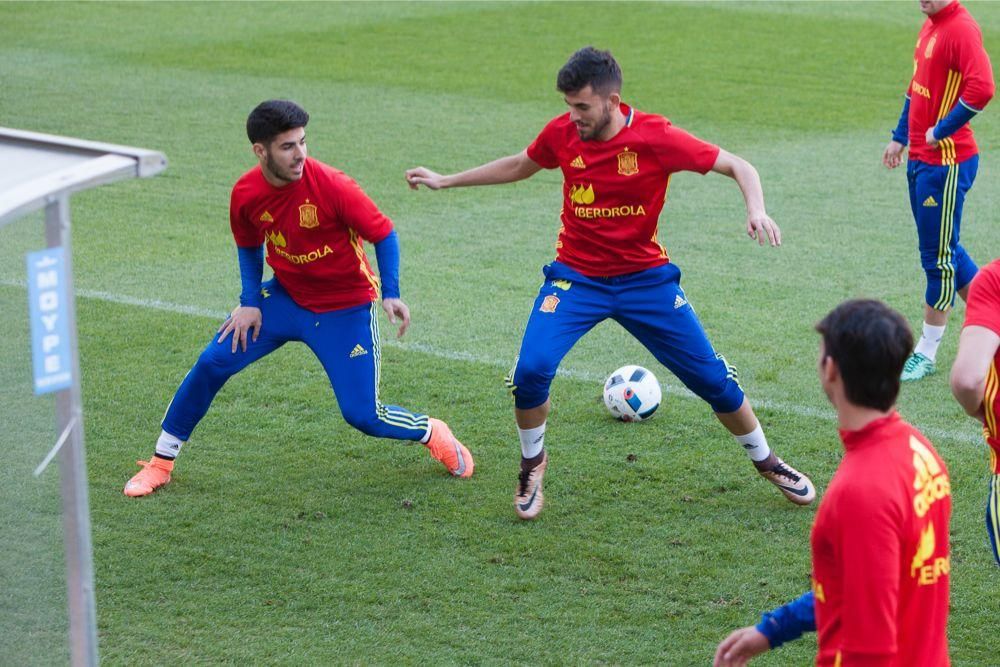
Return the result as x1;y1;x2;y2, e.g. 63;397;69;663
299;200;319;228
617;147;639;176
540;295;560;313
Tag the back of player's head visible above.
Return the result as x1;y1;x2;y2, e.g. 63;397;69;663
246;100;309;145
815;299;913;411
557;46;622;96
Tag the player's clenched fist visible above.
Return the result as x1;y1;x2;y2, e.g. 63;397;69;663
405;167;446;190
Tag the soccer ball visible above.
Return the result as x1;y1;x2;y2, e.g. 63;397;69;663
603;365;662;422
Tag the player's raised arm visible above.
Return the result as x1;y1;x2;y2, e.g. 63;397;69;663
710;149;780;247
405;149;542;190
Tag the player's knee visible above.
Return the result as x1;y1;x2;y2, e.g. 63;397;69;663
193;346;240;382
509;357;555;410
704;381;744;414
341;408;383;436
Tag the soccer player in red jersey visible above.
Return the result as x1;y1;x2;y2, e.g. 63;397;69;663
882;0;994;382
951;258;1000;566
715;300;952;667
124;100;473;497
406;47;815;519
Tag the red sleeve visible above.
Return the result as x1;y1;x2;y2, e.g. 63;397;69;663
954;19;995;111
525;117;562;169
964;261;1000;333
641;119;720;175
229;180;263;248
833;482;903;663
329;173;394;244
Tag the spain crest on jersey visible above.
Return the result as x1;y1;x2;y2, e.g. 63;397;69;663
299;201;319;229
617;147;639;176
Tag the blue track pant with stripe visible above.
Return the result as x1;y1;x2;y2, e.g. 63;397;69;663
161;277;428;442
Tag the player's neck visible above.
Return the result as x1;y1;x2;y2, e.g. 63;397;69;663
595;108;628;142
835;402;893;433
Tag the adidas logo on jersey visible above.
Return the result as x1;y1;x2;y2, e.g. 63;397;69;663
570;155;586;169
673;294;688;309
349;344;368;358
259;211;274;222
923;196;938;207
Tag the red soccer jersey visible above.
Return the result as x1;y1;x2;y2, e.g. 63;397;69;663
229;157;393;312
811;412;951;667
526;104;720;277
962;258;1000;473
907;0;995;165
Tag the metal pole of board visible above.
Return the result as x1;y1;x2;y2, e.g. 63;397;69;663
45;194;99;667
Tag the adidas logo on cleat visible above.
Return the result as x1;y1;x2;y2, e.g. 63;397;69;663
922;196;938;207
349;344;368;358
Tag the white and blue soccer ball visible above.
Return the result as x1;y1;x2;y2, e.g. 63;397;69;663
603;365;662;422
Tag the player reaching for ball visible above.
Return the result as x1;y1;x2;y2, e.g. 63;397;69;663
124;100;473;498
406;47;814;520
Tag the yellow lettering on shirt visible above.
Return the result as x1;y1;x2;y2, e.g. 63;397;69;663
574;205;646;219
272;244;333;265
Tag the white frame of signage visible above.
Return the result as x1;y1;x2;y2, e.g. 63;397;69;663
0;127;167;667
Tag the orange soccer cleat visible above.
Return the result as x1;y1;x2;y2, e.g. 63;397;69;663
425;418;474;478
123;457;174;497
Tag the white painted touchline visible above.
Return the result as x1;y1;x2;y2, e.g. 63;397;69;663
0;277;983;447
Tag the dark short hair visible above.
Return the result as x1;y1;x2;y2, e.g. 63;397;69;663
815;299;913;411
246;100;309;144
557;46;622;96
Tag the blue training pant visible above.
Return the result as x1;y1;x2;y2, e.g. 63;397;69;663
507;261;744;413
906;156;979;310
161;278;428;442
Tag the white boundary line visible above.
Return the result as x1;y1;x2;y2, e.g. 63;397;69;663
0;277;982;447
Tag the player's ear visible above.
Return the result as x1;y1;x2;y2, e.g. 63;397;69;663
820;354;839;384
608;91;621;107
251;142;267;161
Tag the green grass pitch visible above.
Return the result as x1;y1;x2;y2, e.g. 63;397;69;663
2;1;999;664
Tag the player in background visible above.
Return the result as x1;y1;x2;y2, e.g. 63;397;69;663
406;47;815;520
950;258;1000;567
715;300;952;667
881;0;994;382
124;100;473;497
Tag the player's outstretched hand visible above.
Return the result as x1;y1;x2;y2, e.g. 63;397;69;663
882;140;906;169
405;167;446;191
747;212;781;247
382;298;411;338
713;626;770;667
217;305;262;353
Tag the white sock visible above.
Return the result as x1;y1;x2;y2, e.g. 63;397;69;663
518;423;546;459
155;430;184;459
735;423;770;463
914;322;946;361
420;424;432;444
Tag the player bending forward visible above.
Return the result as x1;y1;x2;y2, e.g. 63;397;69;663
406;47;813;520
125;100;473;497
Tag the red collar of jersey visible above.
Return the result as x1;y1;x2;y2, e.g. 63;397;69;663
838;410;902;450
620;102;635;128
929;0;961;24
